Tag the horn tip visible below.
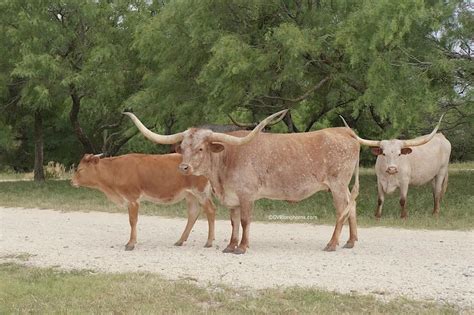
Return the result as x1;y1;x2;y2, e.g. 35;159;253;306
122;112;135;118
339;115;350;128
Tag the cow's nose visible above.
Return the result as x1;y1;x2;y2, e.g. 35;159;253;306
178;163;190;174
386;166;398;174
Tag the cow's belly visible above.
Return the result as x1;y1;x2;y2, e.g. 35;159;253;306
258;180;328;202
139;191;186;205
409;172;437;186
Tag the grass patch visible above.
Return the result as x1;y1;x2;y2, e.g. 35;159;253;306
0;171;472;230
0;263;459;314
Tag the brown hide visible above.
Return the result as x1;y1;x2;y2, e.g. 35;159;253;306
71;153;215;250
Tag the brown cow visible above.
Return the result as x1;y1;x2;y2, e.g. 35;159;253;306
71;153;216;250
124;110;361;254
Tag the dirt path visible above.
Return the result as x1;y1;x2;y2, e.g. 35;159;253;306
0;207;472;309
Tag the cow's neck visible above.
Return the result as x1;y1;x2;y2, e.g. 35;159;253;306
91;162;114;191
206;152;227;201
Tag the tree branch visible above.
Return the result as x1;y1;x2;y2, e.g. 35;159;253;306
69;84;95;153
262;76;330;103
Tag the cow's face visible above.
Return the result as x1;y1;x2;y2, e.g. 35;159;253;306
371;140;412;175
177;129;224;176
71;154;101;188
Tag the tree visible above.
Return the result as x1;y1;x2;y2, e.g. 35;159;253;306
134;0;472;161
0;1;151;178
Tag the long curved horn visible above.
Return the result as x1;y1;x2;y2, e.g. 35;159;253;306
339;115;381;147
210;109;288;145
402;114;444;147
228;110;287;128
228;114;255;128
123;112;185;144
93;153;104;158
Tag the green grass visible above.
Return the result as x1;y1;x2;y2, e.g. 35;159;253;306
0;171;472;230
0;263;459;314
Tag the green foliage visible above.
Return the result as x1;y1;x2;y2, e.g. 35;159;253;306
0;0;472;170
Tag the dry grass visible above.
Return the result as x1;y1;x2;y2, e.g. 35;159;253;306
0;263;459;314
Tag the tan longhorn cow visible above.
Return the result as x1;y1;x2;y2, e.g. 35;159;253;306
124;110;361;254
340;116;450;218
71;153;216;250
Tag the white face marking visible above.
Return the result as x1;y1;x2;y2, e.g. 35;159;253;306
179;129;215;176
379;140;405;174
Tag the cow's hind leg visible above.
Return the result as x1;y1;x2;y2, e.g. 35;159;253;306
325;185;351;251
125;201;139;251
175;196;200;246
223;208;240;253
203;199;216;248
343;200;358;249
432;170;447;216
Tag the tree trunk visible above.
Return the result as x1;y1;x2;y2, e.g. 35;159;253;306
283;110;300;133
34;110;45;182
69;84;95;153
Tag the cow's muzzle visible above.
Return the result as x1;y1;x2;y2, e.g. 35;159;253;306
386;166;398;175
178;163;192;175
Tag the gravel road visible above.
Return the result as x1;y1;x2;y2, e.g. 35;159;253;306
0;207;472;309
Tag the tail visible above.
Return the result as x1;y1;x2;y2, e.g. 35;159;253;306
340;154;360;222
349;154;360;216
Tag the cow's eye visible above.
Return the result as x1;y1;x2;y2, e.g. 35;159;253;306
382;153;385;156
199;148;203;152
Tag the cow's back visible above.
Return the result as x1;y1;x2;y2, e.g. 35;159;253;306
408;133;451;185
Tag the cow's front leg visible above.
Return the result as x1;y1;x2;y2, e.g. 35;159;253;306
375;180;385;220
234;200;253;255
203;199;216;248
223;208;240;253
125;201;139;251
399;183;409;219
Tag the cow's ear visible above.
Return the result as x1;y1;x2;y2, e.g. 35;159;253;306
401;148;412;155
371;147;383;156
174;143;182;154
210;143;225;153
90;156;100;164
83;154;94;162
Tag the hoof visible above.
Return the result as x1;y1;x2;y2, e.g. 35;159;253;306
343;241;355;249
174;241;184;246
125;244;135;251
375;214;381;221
223;246;236;253
400;215;408;220
203;242;212;248
233;247;246;255
323;244;336;252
